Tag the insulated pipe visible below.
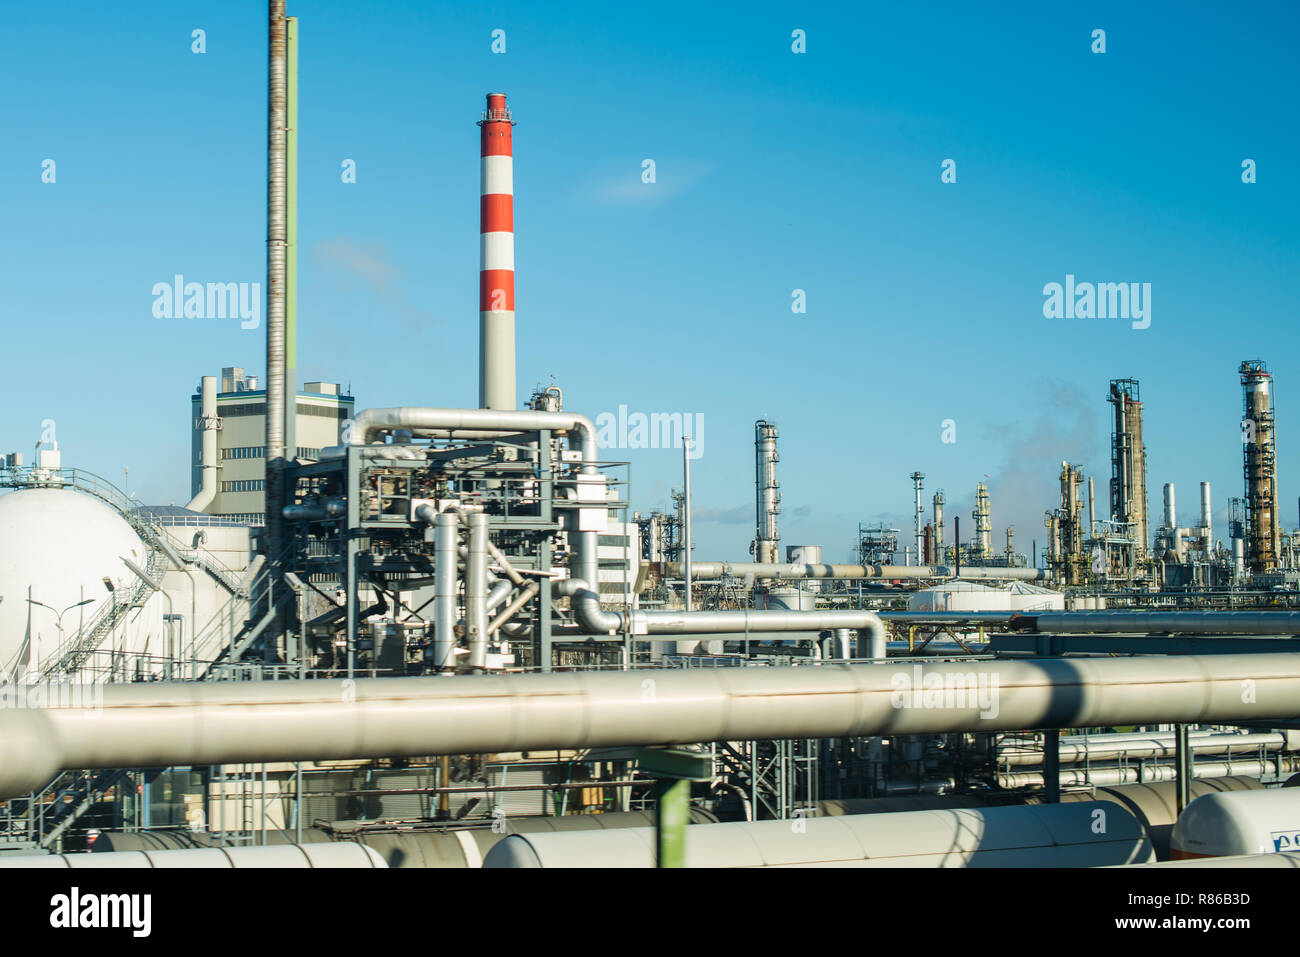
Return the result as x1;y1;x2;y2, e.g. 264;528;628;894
673;562;1047;582
186;376;218;511
997;757;1298;790
486;541;526;587
466;512;489;671
1013;610;1300;635
431;512;458;671
1200;481;1212;536
488;580;540;634
346;408;596;471
479;92;515;410
486;578;513;613
4;653;1300;798
996;731;1288;766
558;576;892;659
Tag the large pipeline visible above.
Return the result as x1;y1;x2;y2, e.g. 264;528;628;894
1013;610;1300;635
185;376;219;511
673;561;1046;582
554;578;887;655
3;653;1300;799
344;407;596;469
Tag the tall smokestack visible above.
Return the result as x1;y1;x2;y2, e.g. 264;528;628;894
479;92;516;410
265;0;287;552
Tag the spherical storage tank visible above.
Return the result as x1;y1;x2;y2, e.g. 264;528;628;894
0;488;150;673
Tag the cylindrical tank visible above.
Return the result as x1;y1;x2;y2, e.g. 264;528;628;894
1170;787;1300;859
1027;775;1263;860
759;586;816;612
786;545;821;593
90;810;720;868
483;801;1154;868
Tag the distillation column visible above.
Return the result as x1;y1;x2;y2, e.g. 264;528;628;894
1108;379;1149;569
973;482;992;559
932;491;945;564
1240;360;1280;574
910;472;925;566
754;420;780;564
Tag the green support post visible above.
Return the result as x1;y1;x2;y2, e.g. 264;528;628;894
637;747;711;869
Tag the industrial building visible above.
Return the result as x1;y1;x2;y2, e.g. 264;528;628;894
188;367;353;525
2;3;1300;879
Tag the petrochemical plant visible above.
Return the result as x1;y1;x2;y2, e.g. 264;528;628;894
3;4;1300;874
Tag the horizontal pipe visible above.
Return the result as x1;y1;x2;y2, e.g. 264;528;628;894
347;407;596;471
1014;611;1300;635
676;562;1046;582
997;756;1298;789
997;731;1288;766
555;578;888;650
4;653;1300;799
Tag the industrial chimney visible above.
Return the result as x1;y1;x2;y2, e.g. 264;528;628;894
479;93;516;410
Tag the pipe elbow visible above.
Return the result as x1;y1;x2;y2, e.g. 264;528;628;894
554;578;623;634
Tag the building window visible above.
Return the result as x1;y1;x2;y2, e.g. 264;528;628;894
218;403;267;417
221;446;266;460
219;479;266;493
295;447;322;459
296;403;351;420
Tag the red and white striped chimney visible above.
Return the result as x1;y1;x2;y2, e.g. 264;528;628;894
478;92;516;410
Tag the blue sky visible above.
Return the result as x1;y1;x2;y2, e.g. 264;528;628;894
2;1;1297;560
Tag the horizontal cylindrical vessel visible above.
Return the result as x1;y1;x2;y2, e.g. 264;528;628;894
484;801;1154;868
0;842;387;868
1133;851;1300;868
1171;788;1300;859
4;653;1300;798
